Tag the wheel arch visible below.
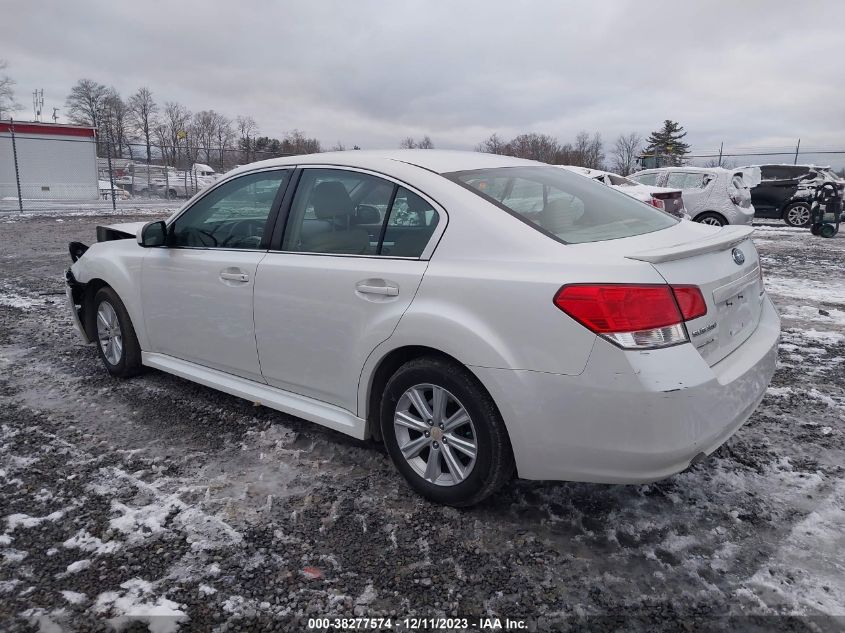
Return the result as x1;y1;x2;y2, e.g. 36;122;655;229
360;344;508;446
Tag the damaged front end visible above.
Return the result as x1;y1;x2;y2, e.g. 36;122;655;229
65;263;91;344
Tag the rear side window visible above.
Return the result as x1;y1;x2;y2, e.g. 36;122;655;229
281;168;438;257
449;166;676;244
630;172;659;186
665;172;710;190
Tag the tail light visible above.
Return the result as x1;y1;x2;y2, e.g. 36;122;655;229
729;193;741;205
648;197;665;210
553;284;707;349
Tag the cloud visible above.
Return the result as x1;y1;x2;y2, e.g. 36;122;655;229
3;0;844;162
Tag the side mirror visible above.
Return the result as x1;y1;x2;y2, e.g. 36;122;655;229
138;220;167;247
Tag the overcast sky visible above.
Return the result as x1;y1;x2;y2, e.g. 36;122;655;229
3;0;845;162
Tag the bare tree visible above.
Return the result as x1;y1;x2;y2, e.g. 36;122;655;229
611;132;642;175
571;131;604;169
281;129;321;155
331;142;346;151
504;133;561;163
191;110;221;164
475;133;507;154
65;79;108;128
161;101;191;167
215;114;236;169
0;60;20;118
128;87;158;170
66;79;109;153
399;135;434;149
236;115;259;163
101;88;130;158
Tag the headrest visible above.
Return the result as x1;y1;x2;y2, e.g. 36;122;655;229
312;181;354;219
354;205;382;224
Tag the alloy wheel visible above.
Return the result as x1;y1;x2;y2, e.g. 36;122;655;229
96;300;123;365
393;384;478;486
786;204;811;227
699;216;723;226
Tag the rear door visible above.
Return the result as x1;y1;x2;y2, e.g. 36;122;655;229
253;167;445;413
753;166;799;216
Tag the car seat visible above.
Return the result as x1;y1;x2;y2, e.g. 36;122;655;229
301;181;370;254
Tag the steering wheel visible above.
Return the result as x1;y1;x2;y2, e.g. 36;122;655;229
220;219;264;248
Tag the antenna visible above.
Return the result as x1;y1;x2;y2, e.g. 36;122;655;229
32;89;44;122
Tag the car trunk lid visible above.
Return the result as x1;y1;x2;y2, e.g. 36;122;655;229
626;225;763;365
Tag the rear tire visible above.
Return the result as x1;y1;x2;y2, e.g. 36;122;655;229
694;212;727;227
380;357;514;506
783;202;811;227
92;287;143;378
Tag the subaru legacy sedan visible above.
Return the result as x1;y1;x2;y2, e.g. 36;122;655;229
65;150;780;506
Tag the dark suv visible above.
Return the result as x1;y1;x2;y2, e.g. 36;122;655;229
748;164;844;227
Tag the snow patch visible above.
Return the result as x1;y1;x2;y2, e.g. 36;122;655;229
94;578;187;633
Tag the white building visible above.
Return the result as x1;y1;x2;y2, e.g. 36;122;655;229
0;121;98;200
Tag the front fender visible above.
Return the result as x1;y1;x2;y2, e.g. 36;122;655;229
70;240;149;350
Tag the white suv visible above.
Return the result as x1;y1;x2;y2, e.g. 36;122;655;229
66;150;779;506
630;166;755;226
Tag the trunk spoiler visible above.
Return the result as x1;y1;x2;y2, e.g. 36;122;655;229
625;225;754;263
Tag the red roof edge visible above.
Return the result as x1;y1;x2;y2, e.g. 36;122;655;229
0;121;97;137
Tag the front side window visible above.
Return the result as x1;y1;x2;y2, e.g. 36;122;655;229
282;169;439;257
169;170;289;249
449;166;676;244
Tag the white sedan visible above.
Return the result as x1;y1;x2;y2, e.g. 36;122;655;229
65;150;780;506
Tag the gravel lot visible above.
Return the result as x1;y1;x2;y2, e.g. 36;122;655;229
1;209;843;632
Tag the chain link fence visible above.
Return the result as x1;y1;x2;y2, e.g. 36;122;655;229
2;120;845;214
0;121;296;214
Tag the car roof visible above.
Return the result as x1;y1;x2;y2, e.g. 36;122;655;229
227;149;544;178
636;166;729;174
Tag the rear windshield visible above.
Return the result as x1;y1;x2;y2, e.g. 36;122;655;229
447;166;677;244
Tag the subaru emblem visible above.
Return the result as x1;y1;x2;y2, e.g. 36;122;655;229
731;248;745;265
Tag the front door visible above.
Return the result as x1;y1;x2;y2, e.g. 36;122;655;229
253;167;442;413
141;169;291;382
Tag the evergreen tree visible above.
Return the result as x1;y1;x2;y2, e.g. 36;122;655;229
644;120;690;166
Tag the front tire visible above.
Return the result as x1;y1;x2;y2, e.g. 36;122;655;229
93;287;143;378
380;357;515;506
783;202;811;227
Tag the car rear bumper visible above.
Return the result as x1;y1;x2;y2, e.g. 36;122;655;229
472;294;780;482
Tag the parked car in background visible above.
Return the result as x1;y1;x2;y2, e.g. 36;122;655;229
629;167;754;226
98;180;130;200
558;166;688;219
66;150;779;506
742;164;845;227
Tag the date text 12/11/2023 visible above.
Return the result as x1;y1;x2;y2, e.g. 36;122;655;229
306;616;528;630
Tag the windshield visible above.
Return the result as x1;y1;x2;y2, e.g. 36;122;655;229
447;166;677;244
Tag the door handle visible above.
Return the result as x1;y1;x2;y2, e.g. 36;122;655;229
356;283;399;296
220;271;249;282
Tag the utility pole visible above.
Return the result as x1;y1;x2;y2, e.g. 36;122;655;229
718;142;723;167
794;139;800;165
